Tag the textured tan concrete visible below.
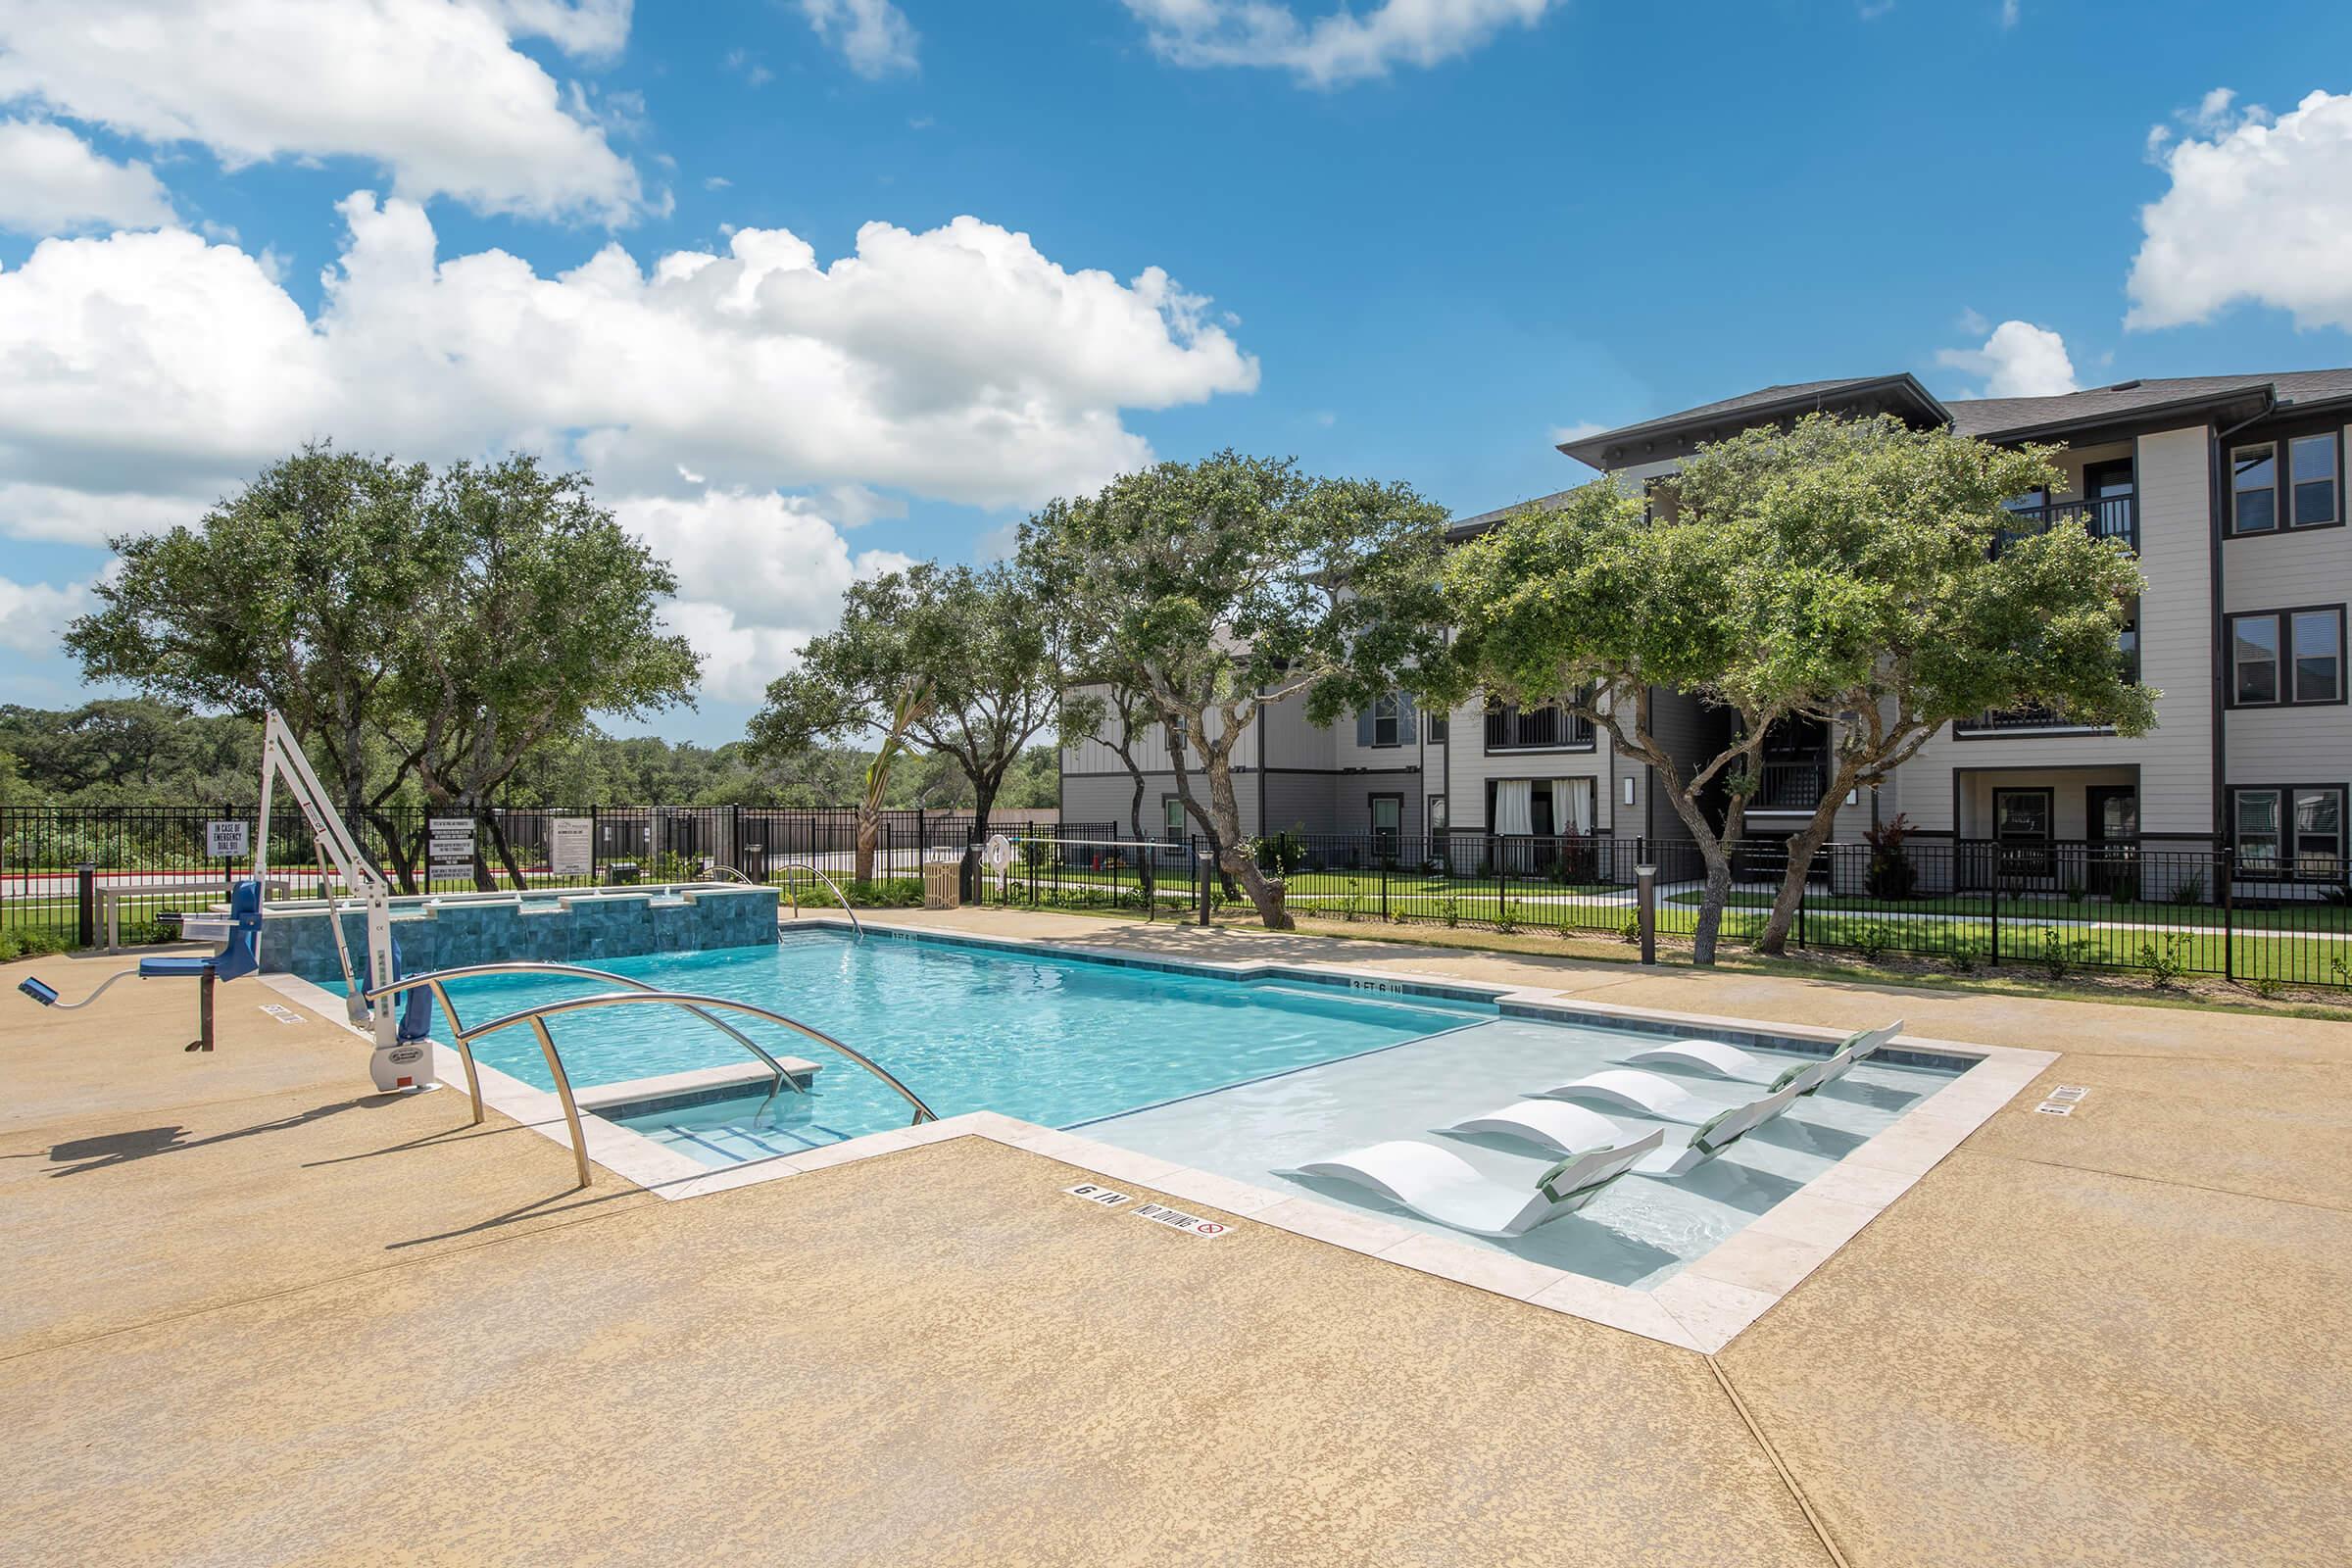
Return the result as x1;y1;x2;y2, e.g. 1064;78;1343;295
2;1136;1830;1568
1719;1146;2352;1568
0;1081;652;1358
4;950;373;1133
865;909;2352;1565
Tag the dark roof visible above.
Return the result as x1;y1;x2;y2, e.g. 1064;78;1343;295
1444;488;1583;542
1555;374;1948;467
1551;368;2352;475
1949;369;2352;440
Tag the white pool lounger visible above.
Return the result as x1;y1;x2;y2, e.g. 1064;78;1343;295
1447;1082;1802;1178
1620;1020;1906;1090
1537;1067;1722;1123
1287;1129;1665;1238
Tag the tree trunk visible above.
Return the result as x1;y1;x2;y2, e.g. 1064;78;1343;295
1200;743;1289;930
960;774;1000;899
485;807;529;892
1121;758;1154;902
1754;786;1850;956
854;812;879;884
1164;718;1240;901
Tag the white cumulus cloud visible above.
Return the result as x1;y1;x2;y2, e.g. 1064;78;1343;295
798;0;919;78
1122;0;1557;87
2129;88;2352;332
0;0;644;223
622;488;917;699
0;119;174;233
1936;319;2079;399
0;196;1257;697
0;573;90;654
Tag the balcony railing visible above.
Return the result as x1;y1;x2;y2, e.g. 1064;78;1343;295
1995;493;2137;555
1955;703;2116;736
1486;705;1595;751
1747;760;1829;811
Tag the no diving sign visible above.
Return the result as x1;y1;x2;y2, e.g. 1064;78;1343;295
1133;1201;1230;1239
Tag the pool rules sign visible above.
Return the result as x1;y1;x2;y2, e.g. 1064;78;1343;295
428;816;475;886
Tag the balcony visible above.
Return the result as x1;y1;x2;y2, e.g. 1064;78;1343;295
1994;493;2137;555
1485;704;1594;752
1954;703;2116;737
1747;760;1829;812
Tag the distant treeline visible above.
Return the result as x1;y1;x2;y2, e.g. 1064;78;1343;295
0;700;1057;812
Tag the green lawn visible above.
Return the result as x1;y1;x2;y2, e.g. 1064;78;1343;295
1671;886;2351;934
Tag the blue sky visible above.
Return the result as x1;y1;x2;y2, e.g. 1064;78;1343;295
4;0;2350;741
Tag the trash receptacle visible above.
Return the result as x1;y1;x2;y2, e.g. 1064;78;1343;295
606;860;640;886
922;859;961;909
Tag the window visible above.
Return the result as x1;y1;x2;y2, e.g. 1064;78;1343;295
1992;789;2055;880
2229;608;2345;706
2235;787;2345;878
1161;795;1187;841
2231;444;2278;534
1357;691;1416;749
2118;596;2140;686
2293;610;2342;702
2291;433;2340;527
1428;710;1448;745
1369;794;1401;852
1428;795;1448;836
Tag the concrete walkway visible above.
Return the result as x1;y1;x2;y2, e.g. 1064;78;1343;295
7;923;2350;1566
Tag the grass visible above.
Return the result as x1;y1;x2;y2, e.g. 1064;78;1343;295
1673;886;2352;934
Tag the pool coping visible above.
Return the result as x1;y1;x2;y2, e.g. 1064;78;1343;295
262;920;2055;1354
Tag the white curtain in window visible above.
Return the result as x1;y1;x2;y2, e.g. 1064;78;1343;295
1494;779;1533;836
1552;777;1593;835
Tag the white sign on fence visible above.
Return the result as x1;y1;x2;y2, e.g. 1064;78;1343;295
550;816;593;876
428;816;475;882
205;819;251;858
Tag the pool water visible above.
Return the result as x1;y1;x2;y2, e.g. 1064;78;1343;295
369;929;1960;1287
393;930;1489;1146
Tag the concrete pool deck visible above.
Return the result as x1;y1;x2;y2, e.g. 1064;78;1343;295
6;923;2350;1565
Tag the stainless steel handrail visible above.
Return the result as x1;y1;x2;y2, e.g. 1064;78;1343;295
365;960;804;1130
455;990;937;1187
776;861;863;940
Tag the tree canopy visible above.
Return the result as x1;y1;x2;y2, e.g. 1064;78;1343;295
1021;450;1452;928
1440;414;2152;960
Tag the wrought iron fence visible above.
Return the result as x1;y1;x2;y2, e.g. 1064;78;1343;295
0;804;1085;950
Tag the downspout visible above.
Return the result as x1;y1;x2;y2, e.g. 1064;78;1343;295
2209;391;2276;845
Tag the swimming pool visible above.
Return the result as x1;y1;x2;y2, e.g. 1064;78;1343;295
383;927;1964;1289
401;928;1491;1145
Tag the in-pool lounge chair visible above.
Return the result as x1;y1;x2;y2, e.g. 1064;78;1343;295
1285;1128;1665;1239
1620;1020;1905;1091
1456;1082;1804;1178
1546;1027;1887;1121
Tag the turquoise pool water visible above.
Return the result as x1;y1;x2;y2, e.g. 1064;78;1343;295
399;930;1490;1147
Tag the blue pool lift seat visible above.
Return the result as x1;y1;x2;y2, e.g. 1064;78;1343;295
16;879;267;1052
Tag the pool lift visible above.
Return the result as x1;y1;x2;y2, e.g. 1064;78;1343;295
15;710;430;1087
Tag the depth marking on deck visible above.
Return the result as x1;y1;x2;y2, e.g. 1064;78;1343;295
2034;1084;2090;1116
1133;1201;1231;1238
258;1004;306;1024
1064;1183;1132;1207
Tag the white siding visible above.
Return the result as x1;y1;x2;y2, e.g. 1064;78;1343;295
1444;694;1619;832
1903;424;2217;837
1059;685;1259;775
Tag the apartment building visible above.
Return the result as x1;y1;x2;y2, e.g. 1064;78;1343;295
1058;369;2352;881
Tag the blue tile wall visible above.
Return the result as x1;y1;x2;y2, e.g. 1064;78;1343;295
260;887;779;985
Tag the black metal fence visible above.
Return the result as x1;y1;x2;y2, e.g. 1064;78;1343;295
0;804;1086;951
14;806;2350;990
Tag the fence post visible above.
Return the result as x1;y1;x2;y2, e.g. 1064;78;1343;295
1381;853;1390;922
1196;835;1210;926
75;861;97;950
1797;863;1808;950
1496;840;1509;928
2222;847;2234;983
1987;847;2000;966
589;804;601;886
1636;861;1658;964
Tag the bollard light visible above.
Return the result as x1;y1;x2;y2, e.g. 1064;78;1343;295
1634;862;1659;965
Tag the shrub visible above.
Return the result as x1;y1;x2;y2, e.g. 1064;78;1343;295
1849;920;1902;962
1439;895;1460;929
1618;913;1641;945
2064;878;2085;906
1495;899;1523;935
0;926;74;962
2037;925;2096;981
1863;812;1918;901
2168;868;2207;906
2138;934;2192;989
1251;827;1305;877
840;877;924;908
1947;943;1983;975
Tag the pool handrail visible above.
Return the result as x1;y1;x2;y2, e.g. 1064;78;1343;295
364;960;806;1131
775;861;863;941
454;989;937;1186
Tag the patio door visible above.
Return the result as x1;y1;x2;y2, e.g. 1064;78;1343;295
2084;785;2138;899
1992;788;2055;881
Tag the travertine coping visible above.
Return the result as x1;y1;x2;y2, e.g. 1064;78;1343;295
262;924;2053;1353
